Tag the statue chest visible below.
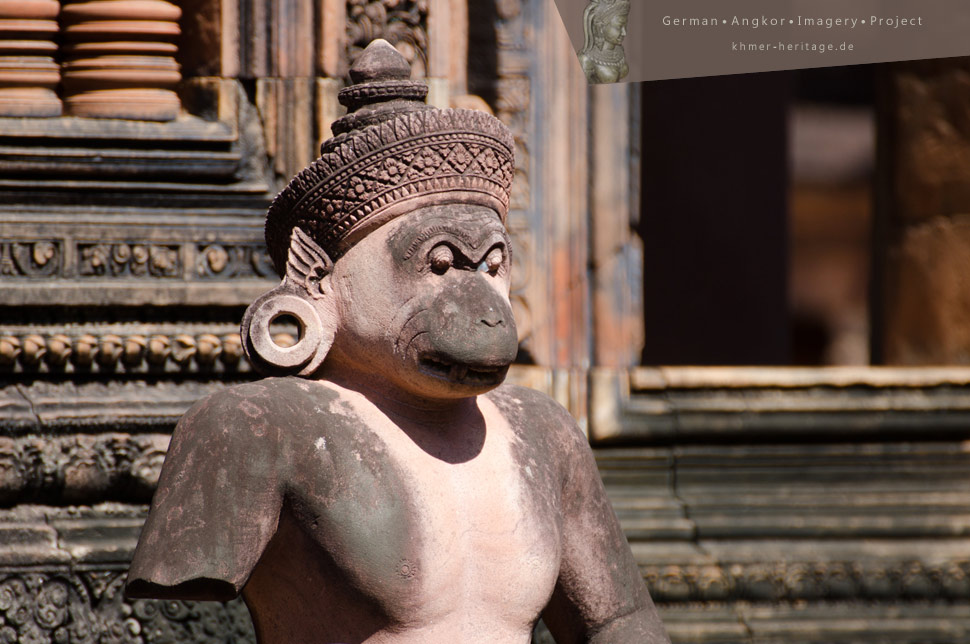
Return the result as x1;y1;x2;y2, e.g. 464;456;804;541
264;408;563;632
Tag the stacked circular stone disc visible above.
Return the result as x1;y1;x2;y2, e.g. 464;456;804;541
0;0;62;116
61;0;182;121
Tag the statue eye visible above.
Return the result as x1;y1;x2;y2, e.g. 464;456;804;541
478;247;504;274
429;245;453;274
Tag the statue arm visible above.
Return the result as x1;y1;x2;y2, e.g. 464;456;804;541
541;415;670;644
126;384;286;601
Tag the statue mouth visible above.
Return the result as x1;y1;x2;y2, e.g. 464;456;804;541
418;354;508;386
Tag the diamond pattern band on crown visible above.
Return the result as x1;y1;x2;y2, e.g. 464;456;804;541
302;134;511;246
265;107;515;274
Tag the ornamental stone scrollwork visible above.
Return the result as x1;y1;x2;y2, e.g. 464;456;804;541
0;241;61;278
196;245;275;279
78;244;180;279
346;0;429;78
0;434;169;505
0;572;254;644
639;560;970;604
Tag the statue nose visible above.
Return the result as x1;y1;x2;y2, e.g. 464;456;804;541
480;308;505;327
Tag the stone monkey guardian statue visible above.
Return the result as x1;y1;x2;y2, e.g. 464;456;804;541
126;39;670;644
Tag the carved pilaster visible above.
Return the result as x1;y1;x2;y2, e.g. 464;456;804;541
60;0;183;121
0;0;61;117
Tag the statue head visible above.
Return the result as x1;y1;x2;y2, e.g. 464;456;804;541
242;39;518;401
582;0;630;51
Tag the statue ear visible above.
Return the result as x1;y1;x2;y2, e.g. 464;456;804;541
241;228;336;377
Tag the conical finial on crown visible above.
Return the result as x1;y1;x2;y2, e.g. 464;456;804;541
348;38;410;84
331;39;431;136
264;38;515;275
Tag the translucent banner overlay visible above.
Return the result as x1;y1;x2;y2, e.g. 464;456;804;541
556;0;970;82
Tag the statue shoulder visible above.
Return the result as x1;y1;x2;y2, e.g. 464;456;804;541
486;383;587;451
174;377;344;449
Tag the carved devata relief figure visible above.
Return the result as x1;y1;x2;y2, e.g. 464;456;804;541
577;0;630;84
126;40;668;643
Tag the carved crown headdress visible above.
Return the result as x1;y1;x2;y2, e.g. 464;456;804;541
264;39;516;276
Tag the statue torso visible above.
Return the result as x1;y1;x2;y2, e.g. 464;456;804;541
236;378;564;643
579;54;629;84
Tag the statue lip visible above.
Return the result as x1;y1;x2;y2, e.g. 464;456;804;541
418;353;509;386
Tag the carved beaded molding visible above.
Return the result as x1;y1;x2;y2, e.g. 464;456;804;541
0;330;304;375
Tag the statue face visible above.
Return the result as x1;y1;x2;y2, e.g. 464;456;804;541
603;13;627;46
327;204;518;401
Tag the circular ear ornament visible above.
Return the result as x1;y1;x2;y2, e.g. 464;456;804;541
241;290;331;376
242;226;337;376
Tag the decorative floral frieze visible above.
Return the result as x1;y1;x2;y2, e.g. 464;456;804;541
0;434;169;505
0;572;254;644
0;241;61;278
196;244;275;279
78;244;180;279
0;240;278;281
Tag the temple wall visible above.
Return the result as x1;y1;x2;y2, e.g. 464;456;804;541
1;2;969;643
